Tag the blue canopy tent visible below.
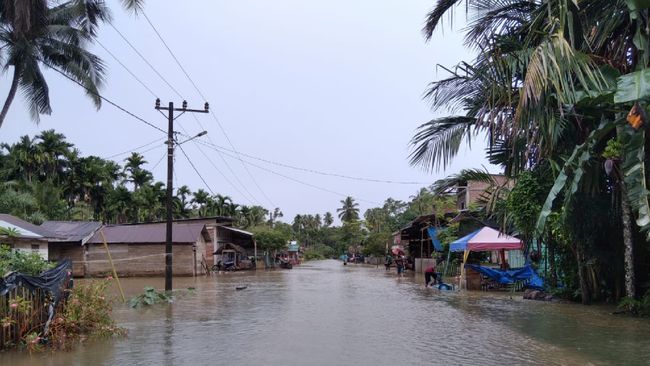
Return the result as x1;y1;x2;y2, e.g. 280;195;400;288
449;229;481;252
446;227;543;290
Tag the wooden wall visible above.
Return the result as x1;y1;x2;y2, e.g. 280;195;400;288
84;242;204;277
48;243;85;277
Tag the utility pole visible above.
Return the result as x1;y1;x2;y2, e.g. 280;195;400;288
155;98;209;292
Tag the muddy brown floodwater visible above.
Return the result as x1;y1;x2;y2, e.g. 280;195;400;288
2;260;649;365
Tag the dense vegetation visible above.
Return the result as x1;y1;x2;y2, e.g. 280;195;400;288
0;130;273;227
410;0;650;307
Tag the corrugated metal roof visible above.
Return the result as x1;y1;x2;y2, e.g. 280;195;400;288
87;222;209;244
41;221;102;243
0;214;55;239
220;226;253;237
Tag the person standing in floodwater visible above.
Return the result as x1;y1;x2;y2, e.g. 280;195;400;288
394;255;405;276
384;254;394;270
424;263;437;287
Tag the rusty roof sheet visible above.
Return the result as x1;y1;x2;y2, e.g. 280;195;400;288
41;221;102;243
87;222;209;244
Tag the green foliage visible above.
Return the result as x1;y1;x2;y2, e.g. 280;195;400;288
128;286;173;308
614;69;650;103
253;227;290;252
536;121;616;236
618;291;650;316
0;245;52;276
362;231;390;257
49;280;126;349
507;171;550;245
303;244;335;261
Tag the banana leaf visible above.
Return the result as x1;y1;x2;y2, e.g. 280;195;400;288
614;69;650;103
535;121;615;236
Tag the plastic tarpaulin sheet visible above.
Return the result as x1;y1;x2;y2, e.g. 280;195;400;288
0;259;73;336
464;263;544;290
427;227;443;252
449;230;480;252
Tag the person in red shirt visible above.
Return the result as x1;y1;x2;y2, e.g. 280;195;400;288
424;262;438;287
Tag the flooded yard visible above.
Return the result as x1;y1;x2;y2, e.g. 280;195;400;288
2;260;649;365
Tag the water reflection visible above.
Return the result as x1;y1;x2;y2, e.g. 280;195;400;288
1;260;649;365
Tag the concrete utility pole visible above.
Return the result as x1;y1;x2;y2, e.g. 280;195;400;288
155;98;209;292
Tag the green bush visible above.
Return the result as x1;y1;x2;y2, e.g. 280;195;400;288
618;291;650;316
49;279;126;350
303;244;335;261
0;245;53;276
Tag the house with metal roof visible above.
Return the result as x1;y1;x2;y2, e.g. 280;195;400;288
84;222;212;277
41;221;102;277
0;214;53;260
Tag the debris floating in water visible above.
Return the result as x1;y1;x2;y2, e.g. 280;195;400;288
235;286;247;290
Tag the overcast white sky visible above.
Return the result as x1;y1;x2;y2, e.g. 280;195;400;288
0;0;499;222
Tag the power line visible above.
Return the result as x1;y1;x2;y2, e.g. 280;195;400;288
142;12;206;101
151;150;167;171
43;59;167;135
96;39;158;98
108;22;184;99
193;138;431;185
177;143;215;195
197;141;381;205
141;10;276;208
107;21;264;205
175;122;257;204
104;137;165;159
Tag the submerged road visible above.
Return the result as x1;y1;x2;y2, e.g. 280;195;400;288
2;260;650;365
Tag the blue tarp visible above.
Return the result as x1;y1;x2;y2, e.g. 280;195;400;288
427;227;443;252
449;229;481;252
464;264;544;290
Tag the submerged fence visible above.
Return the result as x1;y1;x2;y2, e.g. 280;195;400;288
0;260;72;348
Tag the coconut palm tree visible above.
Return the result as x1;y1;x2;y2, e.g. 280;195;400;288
36;129;72;180
337;196;359;223
0;0;146;128
411;0;650;303
323;212;334;227
192;189;210;217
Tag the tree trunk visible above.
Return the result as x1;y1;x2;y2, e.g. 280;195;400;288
548;240;557;288
575;242;591;305
0;66;21;129
620;181;636;299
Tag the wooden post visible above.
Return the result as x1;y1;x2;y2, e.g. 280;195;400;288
99;230;126;302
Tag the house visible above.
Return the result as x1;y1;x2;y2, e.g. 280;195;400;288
116;216;256;270
0;214;52;260
455;174;510;210
85;222;212;277
213;226;256;269
41;221;102;277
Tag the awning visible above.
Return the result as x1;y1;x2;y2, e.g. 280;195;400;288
450;227;522;252
220;226;253;237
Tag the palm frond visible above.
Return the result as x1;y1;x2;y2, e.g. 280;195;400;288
18;56;50;122
422;0;464;41
430;167;500;195
408;116;477;172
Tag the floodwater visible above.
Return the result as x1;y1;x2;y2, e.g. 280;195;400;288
2;260;649;365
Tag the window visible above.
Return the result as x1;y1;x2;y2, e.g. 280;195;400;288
31;244;39;252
